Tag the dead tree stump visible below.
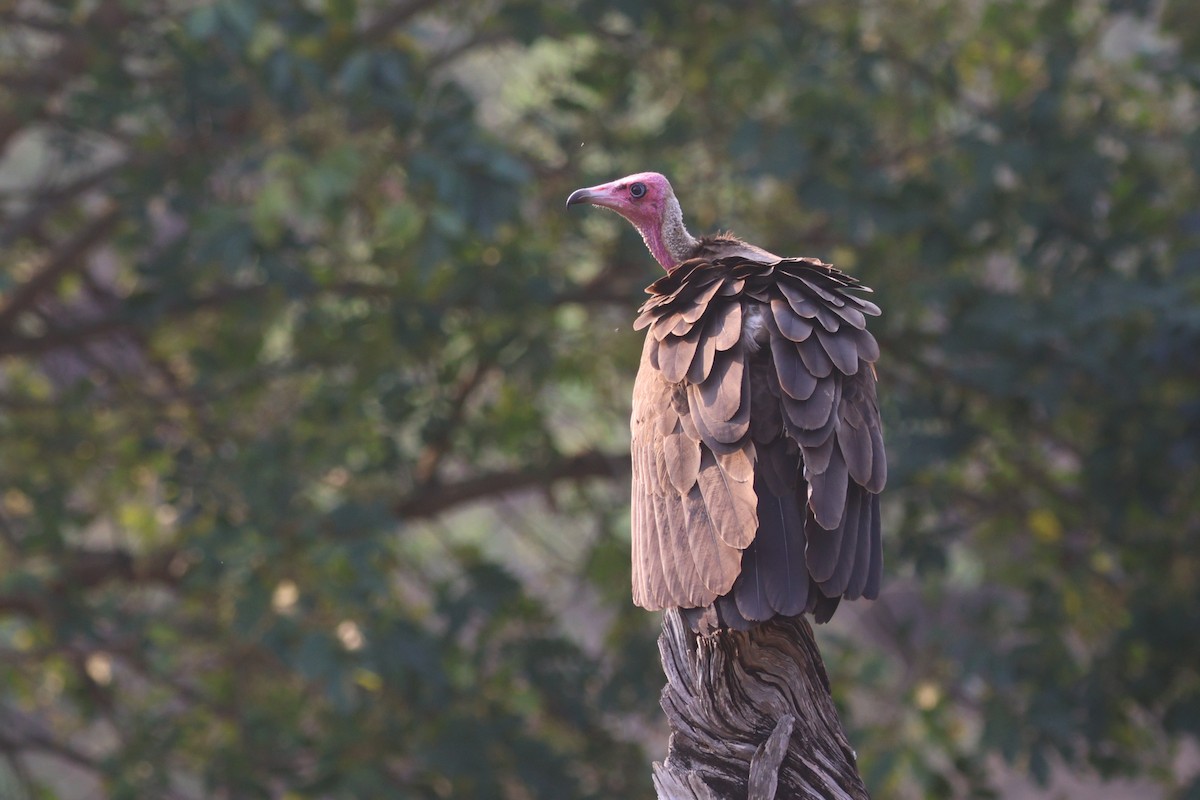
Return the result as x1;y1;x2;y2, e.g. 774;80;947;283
651;609;870;800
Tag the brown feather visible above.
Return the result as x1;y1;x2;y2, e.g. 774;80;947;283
696;347;745;423
756;438;799;497
682;483;742;596
850;296;882;317
656;401;679;438
705;302;742;351
749;361;786;444
658;323;705;384
650;491;684;602
663;491;712;606
838;372;876;485
687;381;750;451
649;313;680;342
719;278;745;296
630;492;648;606
647;334;662;369
681;280;723;323
715;444;755;483
695;449;758;549
635;465;665;607
669;313;694;338
686;324;718;384
633;311;656;331
663;431;701;495
677;405;704;444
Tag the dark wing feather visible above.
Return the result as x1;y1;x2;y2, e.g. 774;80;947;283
802;430;836;475
845;491;874;601
769;317;819;400
770;296;815;342
864;491;883;599
838;370;877;485
749;469;809;616
815;325;860;375
805;506;842;584
769;264;888;612
798;334;835;378
733;538;769;621
808;430;850;529
777;280;821;318
819;483;863;596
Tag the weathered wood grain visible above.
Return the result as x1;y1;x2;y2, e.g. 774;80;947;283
651;610;870;800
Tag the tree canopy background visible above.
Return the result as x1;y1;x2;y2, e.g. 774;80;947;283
0;0;1198;798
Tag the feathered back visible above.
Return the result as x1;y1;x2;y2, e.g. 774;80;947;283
629;250;885;628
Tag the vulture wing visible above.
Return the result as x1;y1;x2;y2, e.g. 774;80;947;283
630;252;885;627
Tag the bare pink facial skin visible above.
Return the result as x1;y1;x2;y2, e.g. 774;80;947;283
566;172;696;271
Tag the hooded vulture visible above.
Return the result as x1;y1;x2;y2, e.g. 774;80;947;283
567;172;886;630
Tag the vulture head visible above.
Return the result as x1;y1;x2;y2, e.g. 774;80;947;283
566;172;698;271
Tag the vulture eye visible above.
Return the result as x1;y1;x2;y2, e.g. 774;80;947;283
629;182;647;199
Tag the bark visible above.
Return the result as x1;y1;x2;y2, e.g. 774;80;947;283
652;609;870;800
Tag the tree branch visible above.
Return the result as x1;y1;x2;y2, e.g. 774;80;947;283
395;450;629;520
653;610;870;800
414;359;493;485
0;205;121;336
0;546;180;619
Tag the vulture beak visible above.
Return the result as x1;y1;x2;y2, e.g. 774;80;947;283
565;183;616;210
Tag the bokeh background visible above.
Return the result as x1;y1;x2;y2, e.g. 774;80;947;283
0;1;1198;798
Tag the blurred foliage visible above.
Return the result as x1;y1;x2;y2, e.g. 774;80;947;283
0;0;1197;797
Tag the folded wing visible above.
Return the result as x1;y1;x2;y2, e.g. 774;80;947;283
630;255;886;627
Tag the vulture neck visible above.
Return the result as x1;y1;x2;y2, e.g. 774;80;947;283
644;195;698;271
